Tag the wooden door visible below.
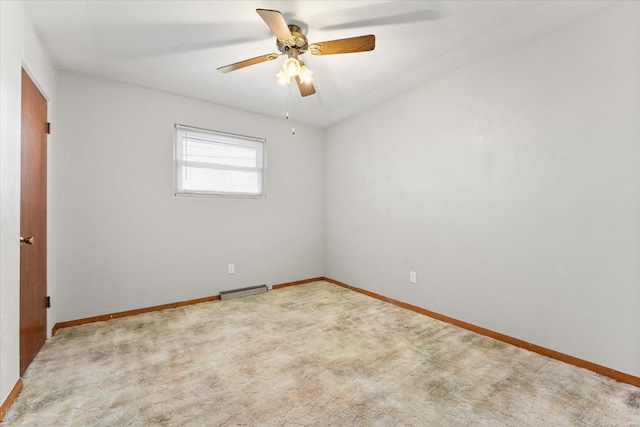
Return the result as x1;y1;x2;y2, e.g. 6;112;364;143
20;68;48;375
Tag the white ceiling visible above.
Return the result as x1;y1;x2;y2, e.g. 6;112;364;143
23;0;611;128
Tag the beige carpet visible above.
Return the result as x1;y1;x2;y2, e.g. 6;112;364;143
4;281;639;426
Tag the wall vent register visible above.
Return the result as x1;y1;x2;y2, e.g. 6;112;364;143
174;124;266;198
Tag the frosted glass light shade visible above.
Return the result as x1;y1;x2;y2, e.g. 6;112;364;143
283;57;301;77
298;64;313;83
276;70;290;85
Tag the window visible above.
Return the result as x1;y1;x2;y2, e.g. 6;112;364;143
174;124;266;198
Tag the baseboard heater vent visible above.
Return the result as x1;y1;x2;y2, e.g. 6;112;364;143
220;284;268;301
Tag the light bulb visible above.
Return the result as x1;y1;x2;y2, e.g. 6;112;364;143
283;57;301;77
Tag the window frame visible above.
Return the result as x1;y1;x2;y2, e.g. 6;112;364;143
174;124;267;199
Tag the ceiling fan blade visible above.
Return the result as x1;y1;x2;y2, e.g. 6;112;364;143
217;53;280;73
256;9;294;44
295;76;316;97
309;35;375;55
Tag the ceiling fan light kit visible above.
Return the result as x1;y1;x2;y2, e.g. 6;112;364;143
277;49;313;86
217;9;376;98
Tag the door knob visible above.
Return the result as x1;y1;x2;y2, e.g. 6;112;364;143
20;236;34;246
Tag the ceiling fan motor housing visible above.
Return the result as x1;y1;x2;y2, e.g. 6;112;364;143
277;25;309;54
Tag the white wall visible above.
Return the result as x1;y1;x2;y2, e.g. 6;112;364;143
0;0;57;407
325;2;640;377
53;72;325;322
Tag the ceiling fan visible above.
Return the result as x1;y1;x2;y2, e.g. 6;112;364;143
217;9;376;97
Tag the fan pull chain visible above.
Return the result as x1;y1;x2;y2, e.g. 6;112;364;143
283;78;295;135
290;81;295;135
285;87;289;120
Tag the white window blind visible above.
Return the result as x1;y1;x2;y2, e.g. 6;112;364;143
174;124;266;198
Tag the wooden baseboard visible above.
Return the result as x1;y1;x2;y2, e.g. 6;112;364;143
0;378;23;421
272;277;325;289
52;277;325;335
322;277;640;388
52;294;221;335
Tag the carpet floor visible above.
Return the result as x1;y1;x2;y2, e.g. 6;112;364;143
4;281;639;426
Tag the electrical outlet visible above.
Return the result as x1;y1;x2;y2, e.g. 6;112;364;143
228;264;235;274
410;271;417;283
